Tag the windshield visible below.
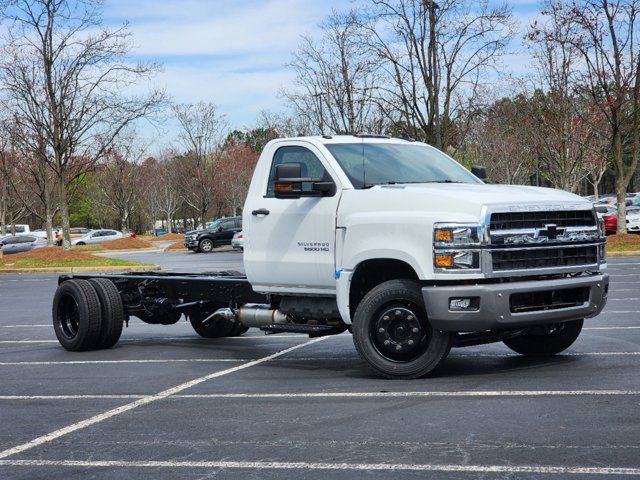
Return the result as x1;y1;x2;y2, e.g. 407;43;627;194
325;143;481;188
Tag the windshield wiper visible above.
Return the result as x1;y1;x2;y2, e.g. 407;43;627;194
424;180;465;184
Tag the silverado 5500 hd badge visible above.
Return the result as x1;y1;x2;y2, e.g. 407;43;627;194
298;241;330;252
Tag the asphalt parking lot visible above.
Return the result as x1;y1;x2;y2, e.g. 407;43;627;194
0;252;639;479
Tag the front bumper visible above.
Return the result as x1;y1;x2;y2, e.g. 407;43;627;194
184;238;198;249
422;273;609;332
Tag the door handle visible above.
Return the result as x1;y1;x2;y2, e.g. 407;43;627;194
252;208;270;216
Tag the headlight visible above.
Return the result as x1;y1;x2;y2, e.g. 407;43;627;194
433;224;482;246
433;223;483;271
434;250;480;269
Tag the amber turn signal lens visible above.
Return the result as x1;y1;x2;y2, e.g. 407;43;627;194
434;253;454;268
434;228;454;243
275;182;293;192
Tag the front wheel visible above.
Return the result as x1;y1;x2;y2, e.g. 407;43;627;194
352;279;452;379
198;238;214;253
503;319;583;356
75;242;85;246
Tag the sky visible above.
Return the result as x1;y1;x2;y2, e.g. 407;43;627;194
101;0;543;144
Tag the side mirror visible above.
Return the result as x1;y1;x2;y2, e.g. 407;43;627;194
594;205;609;214
274;162;335;199
471;165;487;182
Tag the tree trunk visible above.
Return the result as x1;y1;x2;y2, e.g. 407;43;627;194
57;179;72;249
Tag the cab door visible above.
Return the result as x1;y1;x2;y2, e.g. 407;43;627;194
244;142;342;294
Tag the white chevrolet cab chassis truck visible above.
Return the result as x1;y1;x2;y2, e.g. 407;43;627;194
52;135;609;379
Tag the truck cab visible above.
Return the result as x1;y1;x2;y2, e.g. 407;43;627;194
243;135;608;377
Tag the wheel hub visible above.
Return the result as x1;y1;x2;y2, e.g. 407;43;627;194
373;307;425;360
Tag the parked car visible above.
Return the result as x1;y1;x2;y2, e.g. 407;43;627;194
0;235;47;255
184;216;242;253
71;229;123;246
1;224;31;235
601;206;640;234
30;229;49;240
231;231;245;250
154;228;167;237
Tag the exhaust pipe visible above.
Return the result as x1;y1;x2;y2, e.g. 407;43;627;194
201;307;236;327
202;304;289;328
237;304;288;328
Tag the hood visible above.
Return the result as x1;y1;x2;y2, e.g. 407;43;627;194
338;183;592;225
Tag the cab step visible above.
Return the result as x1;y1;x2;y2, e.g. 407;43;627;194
260;323;347;337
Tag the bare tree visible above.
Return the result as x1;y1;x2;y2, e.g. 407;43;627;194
147;152;181;232
553;0;640;232
172;101;227;225
358;0;514;148
284;11;384;134
94;134;146;231
0;0;164;247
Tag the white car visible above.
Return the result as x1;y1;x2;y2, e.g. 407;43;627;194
627;209;640;232
71;229;123;245
2;224;31;235
231;231;245;250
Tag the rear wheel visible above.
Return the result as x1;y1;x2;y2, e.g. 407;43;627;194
189;310;234;338
76;242;85;246
88;278;124;349
352;279;452;379
503;320;583;356
199;238;214;253
52;279;102;351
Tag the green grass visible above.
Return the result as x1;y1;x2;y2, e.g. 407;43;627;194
0;257;151;269
606;243;640;253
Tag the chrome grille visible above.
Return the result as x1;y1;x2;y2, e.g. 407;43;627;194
487;209;602;275
489;210;596;230
492;245;598;271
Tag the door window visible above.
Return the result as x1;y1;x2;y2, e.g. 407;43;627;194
220;220;236;231
266;146;330;197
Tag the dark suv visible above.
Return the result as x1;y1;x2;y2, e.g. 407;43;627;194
184;216;242;253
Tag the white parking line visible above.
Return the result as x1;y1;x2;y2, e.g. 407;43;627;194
583;326;640;330
0;359;249;366
1;390;639;401
0;335;307;344
0;325;50;328
0;459;637;476
1;349;640;367
0;336;327;460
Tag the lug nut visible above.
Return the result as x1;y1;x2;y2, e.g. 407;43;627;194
396;345;402;351
395;310;401;316
378;327;385;333
383;315;390;321
407;315;413;320
412;327;419;333
407;339;414;346
384;340;390;346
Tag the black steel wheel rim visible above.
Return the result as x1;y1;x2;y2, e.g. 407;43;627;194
56;294;80;340
370;302;430;362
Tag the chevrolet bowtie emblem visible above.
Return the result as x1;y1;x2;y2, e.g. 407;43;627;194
536;224;566;240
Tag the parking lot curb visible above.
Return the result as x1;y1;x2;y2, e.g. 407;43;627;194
94;248;164;255
0;265;161;274
606;250;640;257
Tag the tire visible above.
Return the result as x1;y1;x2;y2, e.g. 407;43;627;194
228;321;250;337
189;309;234;338
199;238;214;253
352;279;452;379
503;319;584;356
88;278;124;349
52;279;103;351
76;242;85;246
